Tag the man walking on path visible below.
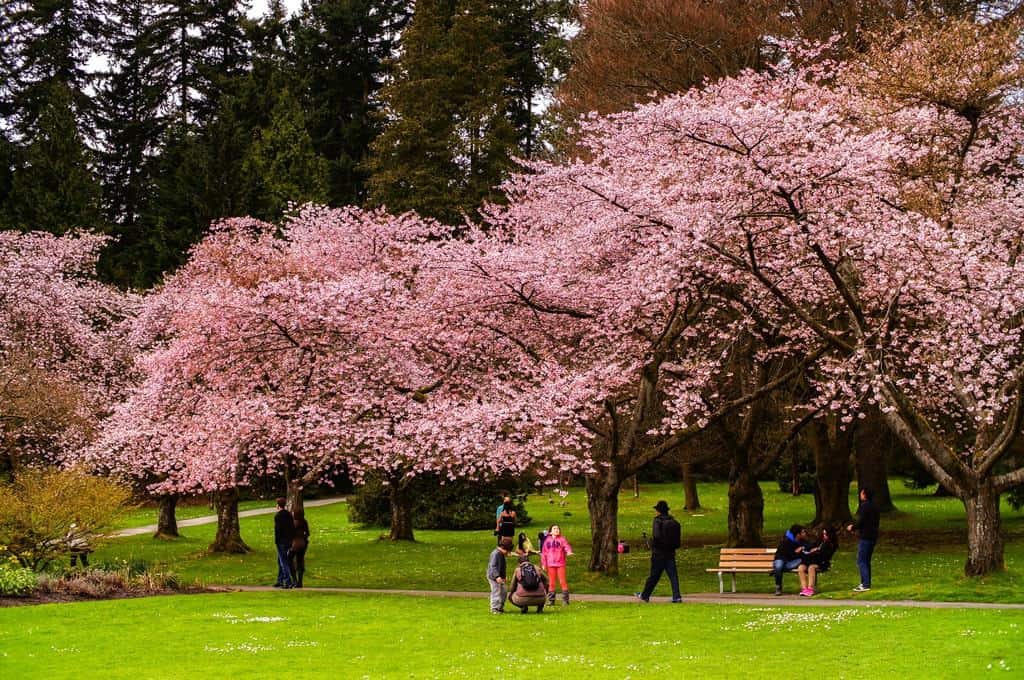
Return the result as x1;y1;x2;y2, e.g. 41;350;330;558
273;497;295;588
847;488;880;592
487;537;513;613
636;500;683;603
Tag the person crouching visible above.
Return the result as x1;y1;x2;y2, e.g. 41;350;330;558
508;553;549;614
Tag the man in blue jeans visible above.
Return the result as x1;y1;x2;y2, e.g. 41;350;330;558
847;487;880;592
773;524;810;595
273;497;295;588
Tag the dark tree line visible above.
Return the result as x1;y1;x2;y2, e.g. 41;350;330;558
0;0;571;288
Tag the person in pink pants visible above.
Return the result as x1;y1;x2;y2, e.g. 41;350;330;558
540;524;573;605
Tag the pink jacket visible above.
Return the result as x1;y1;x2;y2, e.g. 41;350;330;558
541;536;573;569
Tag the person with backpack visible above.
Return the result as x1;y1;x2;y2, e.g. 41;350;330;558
540;524;574;605
635;500;683;603
508;553;549;614
495;501;517;546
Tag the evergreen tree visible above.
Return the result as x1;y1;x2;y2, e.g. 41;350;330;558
94;0;174;285
492;0;572;157
4;82;103;234
366;0;520;222
242;90;330;221
4;0;106;135
291;0;409;206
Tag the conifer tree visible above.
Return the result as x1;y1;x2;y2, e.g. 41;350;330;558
242;90;330;221
4;82;103;234
291;0;408;206
366;0;519;222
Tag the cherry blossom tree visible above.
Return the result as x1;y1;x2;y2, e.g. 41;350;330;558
505;19;1024;575
0;231;133;475
90;206;574;547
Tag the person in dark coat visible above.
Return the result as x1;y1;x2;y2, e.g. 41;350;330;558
288;508;310;588
847;487;881;592
273;497;295;588
635;500;683;603
487;537;514;613
797;526;839;597
772;524;810;595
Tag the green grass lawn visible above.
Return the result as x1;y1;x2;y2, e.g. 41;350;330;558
94;482;1024;603
109;499;279;531
1;591;1022;678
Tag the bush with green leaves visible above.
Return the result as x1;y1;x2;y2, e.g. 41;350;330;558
0;564;38;596
0;468;131;570
349;475;532;530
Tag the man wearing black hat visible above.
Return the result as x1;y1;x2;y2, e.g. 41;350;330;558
635;500;683;603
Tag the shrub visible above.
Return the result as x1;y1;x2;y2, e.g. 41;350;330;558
0;468;132;570
0;564;38;596
37;567;183;598
349;475;532;530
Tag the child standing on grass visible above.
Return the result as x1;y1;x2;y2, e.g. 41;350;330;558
540;524;573;605
487;537;514;614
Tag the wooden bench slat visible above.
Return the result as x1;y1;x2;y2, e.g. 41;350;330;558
710;546;781;593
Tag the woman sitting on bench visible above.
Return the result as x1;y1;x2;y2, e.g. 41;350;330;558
797;526;839;597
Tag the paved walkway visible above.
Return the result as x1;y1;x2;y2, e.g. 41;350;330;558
219;585;1024;610
113;497;347;537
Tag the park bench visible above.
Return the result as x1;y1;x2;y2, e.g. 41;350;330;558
706;547;776;593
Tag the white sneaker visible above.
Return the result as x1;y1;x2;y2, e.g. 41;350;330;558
852;584;871;592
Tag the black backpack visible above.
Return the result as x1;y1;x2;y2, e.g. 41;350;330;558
520;561;540;590
659;517;682;551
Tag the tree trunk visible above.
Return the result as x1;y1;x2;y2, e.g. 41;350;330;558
387;479;415;541
586;468;621;574
728;467;764;547
154;494;179;540
810;421;853;527
682;463;700;510
286;479;305;516
855;444;896;512
209;488;250;553
964;483;1004;576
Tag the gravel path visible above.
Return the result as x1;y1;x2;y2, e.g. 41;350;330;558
220;585;1024;609
112;497;347;537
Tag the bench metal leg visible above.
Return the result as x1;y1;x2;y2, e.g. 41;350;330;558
731;573;736;593
718;573;724;594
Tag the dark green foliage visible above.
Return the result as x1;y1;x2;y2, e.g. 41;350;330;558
4;0;105;135
349;475;533;531
774;452;817;494
365;0;517;223
291;0;409;206
1006;486;1024;511
241;90;330;221
4;82;103;234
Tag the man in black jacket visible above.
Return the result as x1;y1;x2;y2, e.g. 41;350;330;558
847;487;880;592
635;500;683;603
273;497;295;588
772;524;810;595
